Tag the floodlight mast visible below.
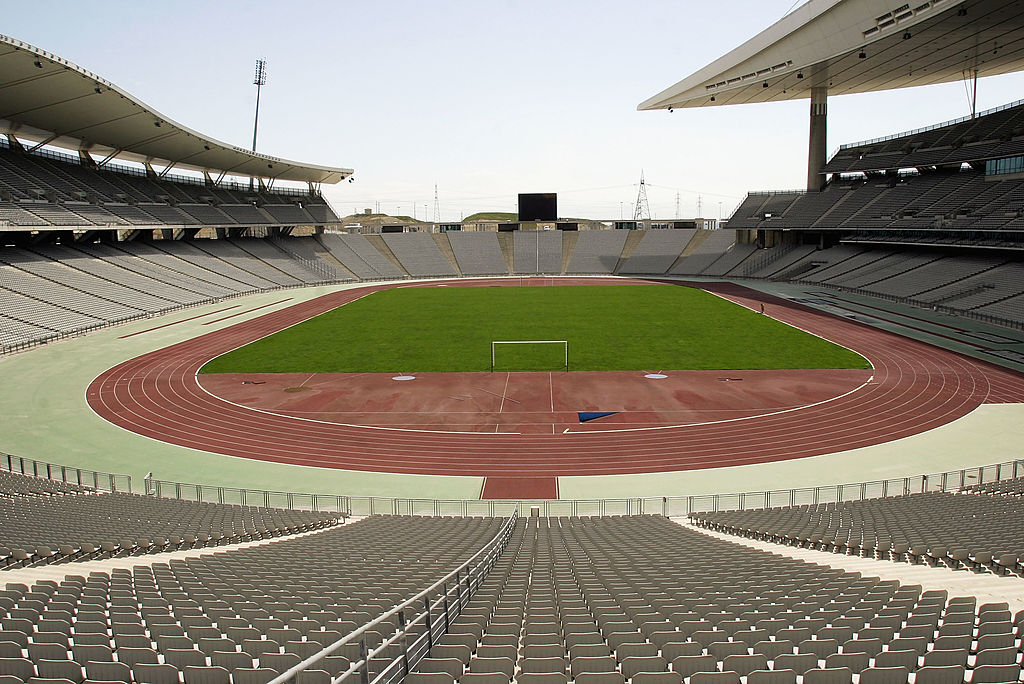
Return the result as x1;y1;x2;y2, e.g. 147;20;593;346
251;59;267;152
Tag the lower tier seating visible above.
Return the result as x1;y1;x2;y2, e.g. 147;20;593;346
690;492;1024;577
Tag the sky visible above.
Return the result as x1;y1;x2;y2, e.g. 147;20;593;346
7;1;1024;222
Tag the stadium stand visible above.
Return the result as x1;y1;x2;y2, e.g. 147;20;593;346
226;239;327;285
0;515;503;684
0;469;89;497
617;230;694;274
397;515;1022;684
690;491;1024;577
447;232;509;276
6;95;1024;351
0;141;340;230
701;242;757;277
669;231;737;275
513;231;563;274
269;237;354;282
381;233;458;278
319;233;406;280
0;490;339;568
731;102;1024;237
738;245;818;280
965;475;1024;496
724;193;804;230
566;231;629;274
150;241;278;291
824;100;1024;175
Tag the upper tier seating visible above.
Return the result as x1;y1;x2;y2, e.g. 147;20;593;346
407;515;1022;684
691;491;1024;577
727;193;804;229
825;101;1024;173
730;166;1024;233
0;141;340;229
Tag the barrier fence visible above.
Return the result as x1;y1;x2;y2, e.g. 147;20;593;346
146;458;1024;517
791;280;1024;332
1;452;131;492
5;449;1021;515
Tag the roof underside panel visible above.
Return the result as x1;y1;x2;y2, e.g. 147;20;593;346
0;34;352;184
639;0;1024;111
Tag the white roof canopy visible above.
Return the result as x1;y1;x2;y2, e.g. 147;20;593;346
0;34;353;184
639;0;1024;111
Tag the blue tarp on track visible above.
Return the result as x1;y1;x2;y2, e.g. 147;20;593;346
578;411;617;423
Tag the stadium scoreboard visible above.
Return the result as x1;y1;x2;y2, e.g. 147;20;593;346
518;193;557;222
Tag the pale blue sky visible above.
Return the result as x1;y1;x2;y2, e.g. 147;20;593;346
7;1;1024;221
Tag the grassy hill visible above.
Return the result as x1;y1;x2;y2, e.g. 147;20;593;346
462;212;518;222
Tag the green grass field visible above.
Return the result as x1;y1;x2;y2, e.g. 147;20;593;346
200;285;870;373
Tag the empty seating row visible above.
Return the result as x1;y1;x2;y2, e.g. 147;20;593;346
690;491;1024;577
617;230;694;275
406;515;1022;684
0;470;90;498
0;142;340;229
0;515;503;684
0;492;339;568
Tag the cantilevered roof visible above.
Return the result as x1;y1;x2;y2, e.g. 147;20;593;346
639;0;1024;111
0;34;352;184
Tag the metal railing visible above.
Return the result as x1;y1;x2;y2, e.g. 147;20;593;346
146;458;1024;518
267;507;519;684
790;279;1024;332
1;452;131;492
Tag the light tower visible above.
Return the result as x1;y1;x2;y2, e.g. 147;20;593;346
251;59;267;152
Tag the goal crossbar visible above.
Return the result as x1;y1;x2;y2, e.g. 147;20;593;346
490;340;568;372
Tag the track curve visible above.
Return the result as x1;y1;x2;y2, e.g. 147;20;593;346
87;278;1024;479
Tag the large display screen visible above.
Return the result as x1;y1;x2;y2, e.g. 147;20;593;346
518;193;557;222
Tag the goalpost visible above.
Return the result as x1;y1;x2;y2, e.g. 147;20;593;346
491;340;568;372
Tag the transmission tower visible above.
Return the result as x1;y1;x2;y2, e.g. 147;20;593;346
433;184;441;223
633;171;651;221
674;191;681;218
696;195;703;218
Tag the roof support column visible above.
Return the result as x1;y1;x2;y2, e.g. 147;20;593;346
807;86;828;191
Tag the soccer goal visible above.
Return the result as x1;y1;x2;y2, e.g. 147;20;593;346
491;340;568;372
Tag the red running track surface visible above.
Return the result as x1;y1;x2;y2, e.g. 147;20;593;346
87;278;1024;499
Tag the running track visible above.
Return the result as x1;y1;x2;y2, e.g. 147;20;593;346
87;278;1024;499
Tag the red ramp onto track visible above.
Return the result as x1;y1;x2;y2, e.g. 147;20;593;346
482;477;558;499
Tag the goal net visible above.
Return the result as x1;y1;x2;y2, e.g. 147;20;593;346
490;340;568;372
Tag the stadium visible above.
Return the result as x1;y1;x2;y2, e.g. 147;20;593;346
1;1;1024;684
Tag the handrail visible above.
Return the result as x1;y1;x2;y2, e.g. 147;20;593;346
146;458;1024;518
267;506;519;684
787;278;1024;333
1;452;131;492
